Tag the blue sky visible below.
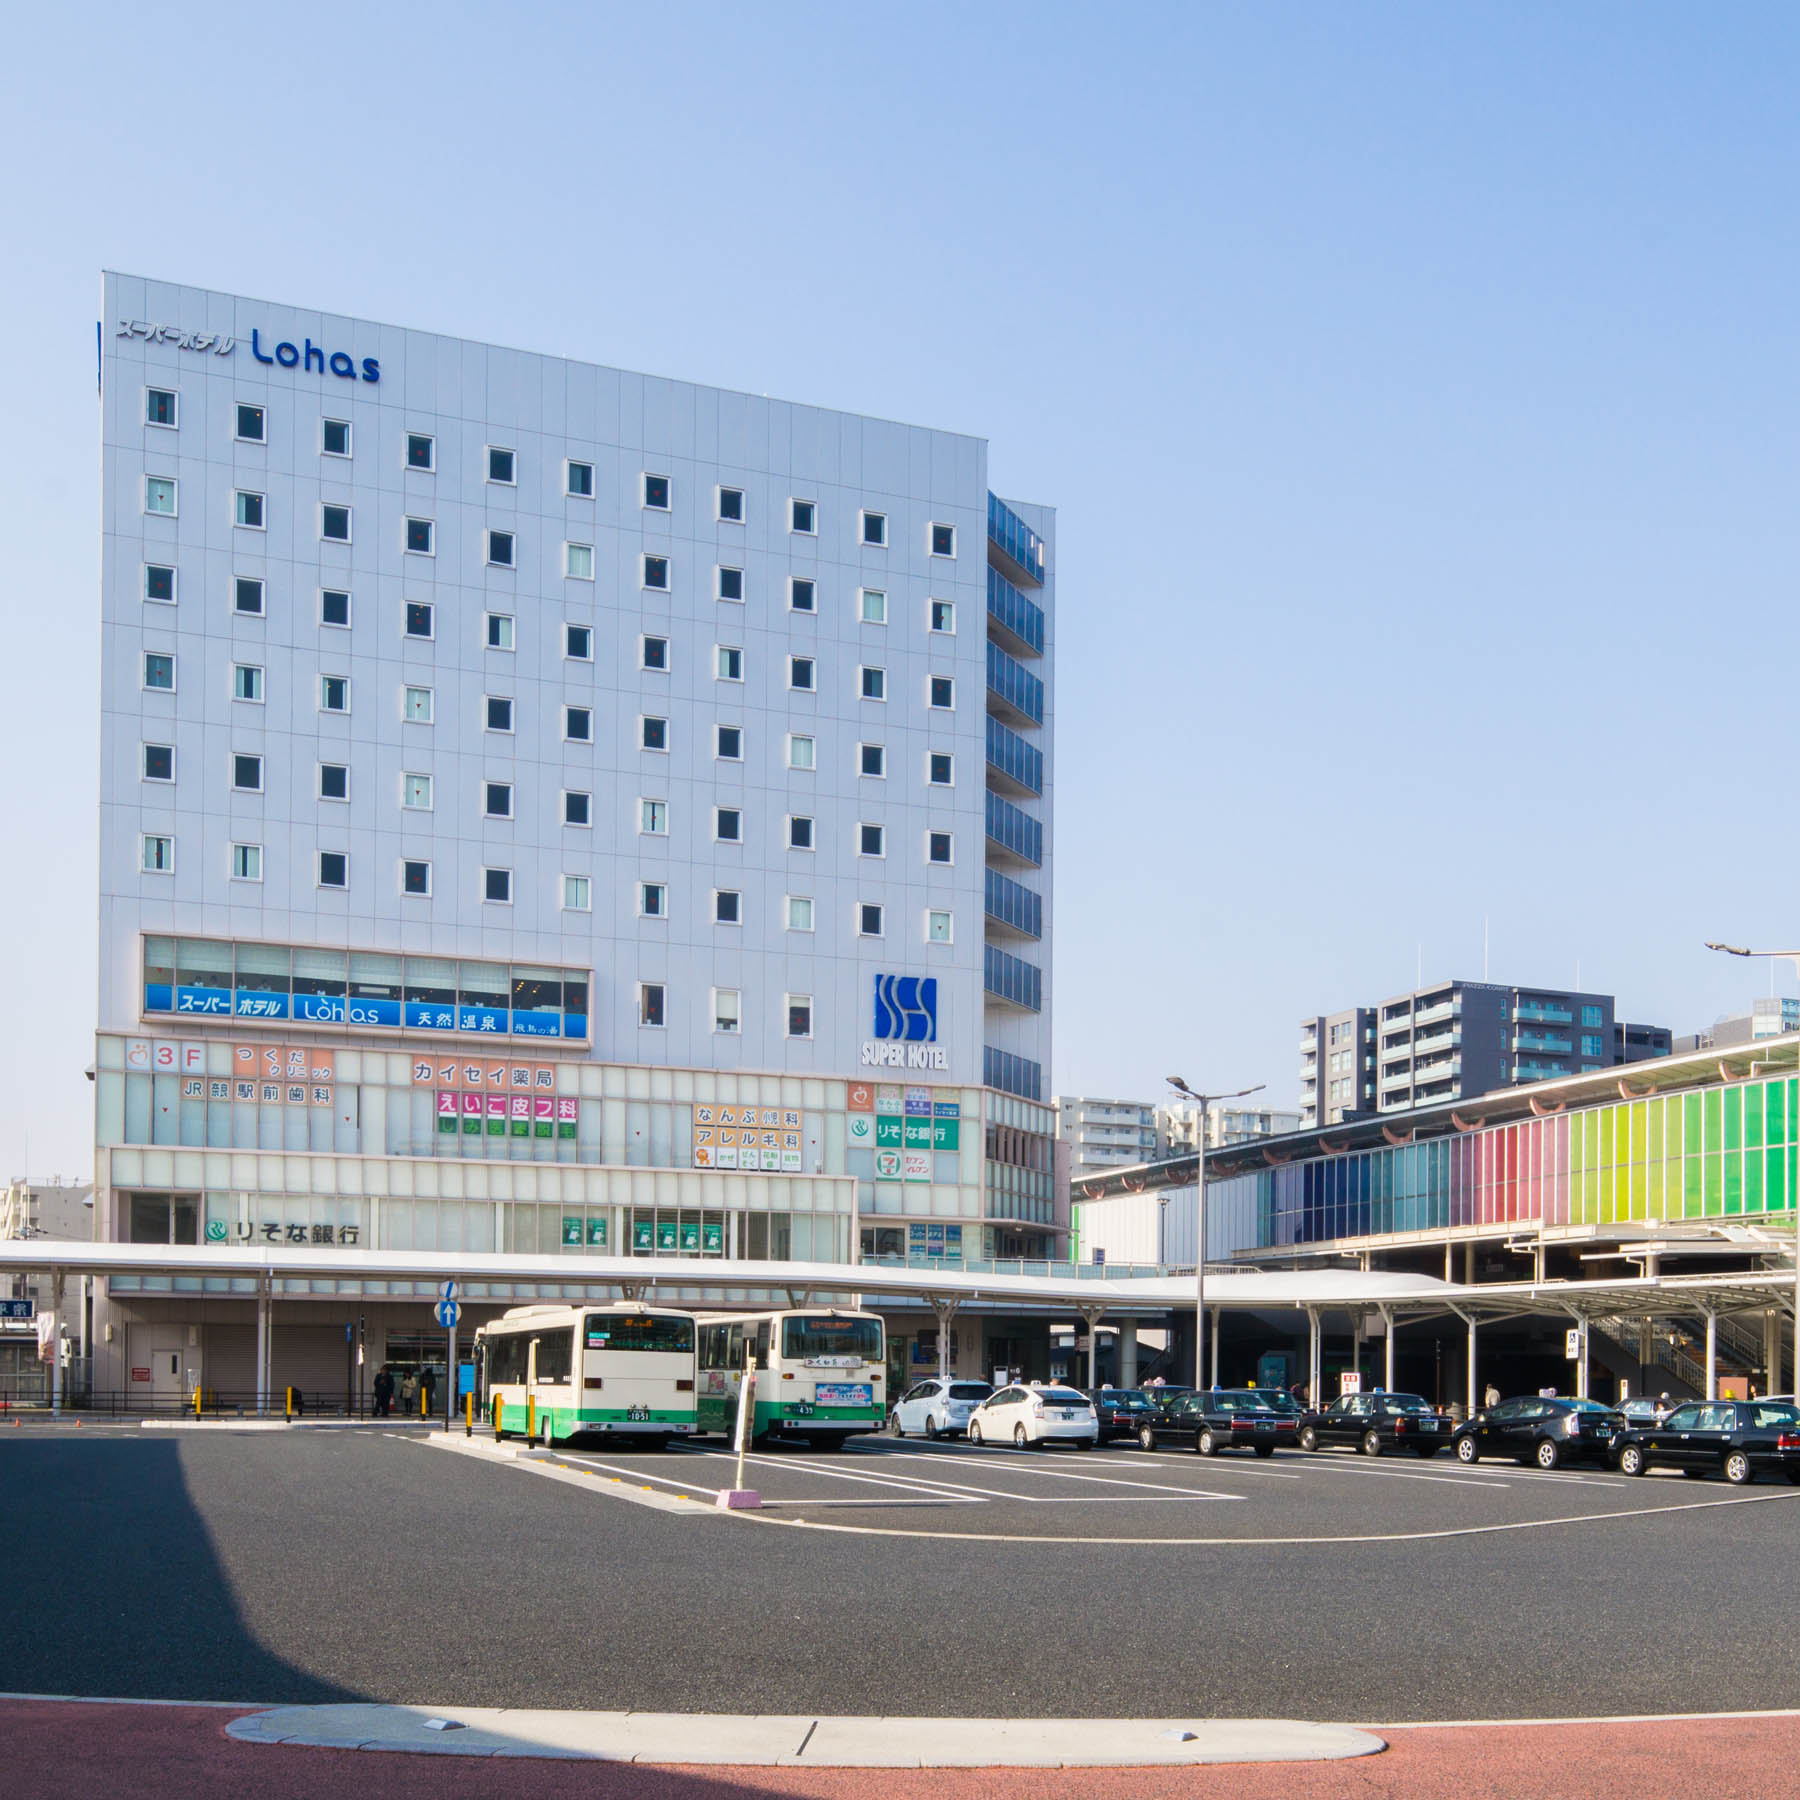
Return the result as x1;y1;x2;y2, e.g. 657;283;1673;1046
3;5;1797;1171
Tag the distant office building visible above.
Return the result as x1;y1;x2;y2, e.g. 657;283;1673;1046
1615;1021;1674;1064
1158;1101;1302;1155
0;1177;94;1308
1674;997;1800;1055
1055;1097;1158;1180
1299;1007;1377;1126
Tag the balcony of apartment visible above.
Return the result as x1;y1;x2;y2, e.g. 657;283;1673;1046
1381;1031;1412;1053
984;868;1043;941
1379;1064;1414;1090
986;715;1043;797
1414;1054;1461;1081
1413;998;1462;1027
984;944;1043;1012
1513;1002;1574;1025
984;1045;1042;1101
986;640;1045;728
1511;1031;1572;1055
1382;1003;1414;1024
1513;1059;1569;1082
987;492;1045;586
1416;1077;1459;1103
1413;1025;1461;1052
1378;1090;1414;1112
984;791;1042;868
986;566;1045;658
1300;1051;1318;1071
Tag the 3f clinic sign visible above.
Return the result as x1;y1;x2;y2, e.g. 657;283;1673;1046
860;975;948;1072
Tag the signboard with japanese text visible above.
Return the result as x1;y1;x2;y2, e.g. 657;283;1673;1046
410;1058;559;1091
693;1106;804;1171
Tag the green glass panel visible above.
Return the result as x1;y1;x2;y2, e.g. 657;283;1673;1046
1746;1084;1765;1150
1684;1153;1703;1217
1702;1091;1722;1214
1599;1108;1617;1224
1766;1079;1786;1148
1646;1100;1667;1222
1767;1147;1786;1215
1725;1146;1743;1214
1745;1140;1764;1212
1723;1086;1742;1153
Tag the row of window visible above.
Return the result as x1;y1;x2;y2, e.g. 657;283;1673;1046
144;563;960;636
140;390;956;553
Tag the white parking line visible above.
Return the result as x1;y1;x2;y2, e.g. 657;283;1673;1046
868;1447;1242;1498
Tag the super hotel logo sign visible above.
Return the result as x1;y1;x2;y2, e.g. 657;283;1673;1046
860;974;947;1071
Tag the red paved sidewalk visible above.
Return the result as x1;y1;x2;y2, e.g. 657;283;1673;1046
2;1699;1790;1799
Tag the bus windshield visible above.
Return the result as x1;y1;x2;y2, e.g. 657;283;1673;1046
782;1316;882;1361
584;1314;694;1354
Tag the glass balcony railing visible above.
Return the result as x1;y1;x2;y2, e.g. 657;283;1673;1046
986;566;1045;656
986;716;1043;795
984;868;1043;939
987;492;1045;585
986;639;1045;725
984;1045;1042;1101
985;791;1043;866
1513;1003;1574;1025
1512;1032;1572;1054
984;944;1043;1012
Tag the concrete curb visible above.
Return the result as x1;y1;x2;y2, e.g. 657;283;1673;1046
139;1419;433;1431
225;1703;1386;1766
426;1431;716;1513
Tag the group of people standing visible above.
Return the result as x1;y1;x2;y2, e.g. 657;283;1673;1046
371;1365;438;1417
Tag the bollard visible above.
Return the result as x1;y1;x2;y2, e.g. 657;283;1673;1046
421;1384;429;1421
465;1391;473;1438
285;1386;293;1422
194;1385;202;1422
527;1393;535;1446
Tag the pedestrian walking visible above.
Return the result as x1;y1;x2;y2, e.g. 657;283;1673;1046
373;1367;394;1418
421;1366;438;1416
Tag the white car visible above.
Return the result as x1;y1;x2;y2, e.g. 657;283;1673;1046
890;1376;994;1439
967;1383;1098;1450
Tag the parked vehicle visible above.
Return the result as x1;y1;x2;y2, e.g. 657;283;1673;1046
1137;1388;1301;1457
1453;1395;1625;1469
1614;1399;1800;1484
889;1376;993;1440
1082;1387;1155;1442
968;1383;1099;1449
1298;1391;1447;1457
1617;1397;1675;1430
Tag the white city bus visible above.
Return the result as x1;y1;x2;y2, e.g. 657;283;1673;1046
695;1308;885;1449
475;1303;698;1447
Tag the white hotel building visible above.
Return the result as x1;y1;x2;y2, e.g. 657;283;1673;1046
89;275;1056;1403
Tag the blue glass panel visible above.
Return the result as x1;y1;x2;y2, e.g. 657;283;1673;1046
144;982;173;1013
344;996;402;1029
509;1010;562;1039
233;990;290;1021
174;985;232;1016
457;1005;508;1035
406;1002;458;1032
293;993;346;1024
562;1012;588;1042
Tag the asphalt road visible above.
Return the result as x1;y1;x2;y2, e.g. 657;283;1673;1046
7;1424;1800;1720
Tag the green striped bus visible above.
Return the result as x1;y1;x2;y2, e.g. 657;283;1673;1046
696;1308;885;1449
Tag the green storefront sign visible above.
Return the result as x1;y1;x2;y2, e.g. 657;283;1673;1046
903;1119;933;1152
702;1220;723;1253
875;1117;904;1148
679;1220;701;1252
562;1216;582;1246
587;1218;607;1247
633;1219;654;1252
656;1220;679;1251
931;1119;960;1151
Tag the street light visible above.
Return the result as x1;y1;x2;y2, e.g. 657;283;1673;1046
1167;1075;1266;1390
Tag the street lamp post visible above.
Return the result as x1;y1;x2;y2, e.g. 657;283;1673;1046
1167;1076;1265;1391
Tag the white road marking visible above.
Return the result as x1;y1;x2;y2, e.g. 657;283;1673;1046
866;1447;1243;1498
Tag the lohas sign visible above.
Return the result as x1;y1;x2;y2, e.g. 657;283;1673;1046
860;974;946;1071
252;328;378;382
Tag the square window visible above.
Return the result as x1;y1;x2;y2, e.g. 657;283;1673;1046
485;696;514;732
322;419;351;457
565;459;594;497
929;751;954;785
562;874;590;911
717;486;745;522
231;843;262;882
714;988;741;1034
790;498;816;535
642;554;669;591
788;814;814;851
485;612;515;651
640;881;667;918
144;476;176;515
142;743;173;782
716;724;742;760
404;685;434;723
487;446;516;484
789;577;815;613
860;588;887;625
714;806;741;842
859;823;885;857
235;403;265;443
565;623;592;660
143;652;175;691
563;790;591;827
639;798;668;834
789;655;815;691
927;909;953;944
403;859;432;896
232;663;263;703
483;866;512;904
714;889;740;924
318;850;348;889
641;715;668;752
786;895;814;932
639;982;666;1027
234;577;264;616
405;601;434;639
929;598;955;633
859;902;884;937
640;635;668;671
565;542;594;580
318;763;349;800
403;773;433;810
320;503;350;542
860;510;887;547
231;753;262;792
716;645;743;682
860;664;886;700
319;674;349;713
859;743;886;778
565;705;592;742
716;566;744;603
929;675;955;709
928;830;953;865
406;433;435;471
787;734;815;771
141;833;174;873
320;588;351;627
930;522;956;558
485;781;513;819
145;388;177;428
786;995;813;1039
144;564;176;603
642;473;670;510
405;517;434;555
487;529;515;568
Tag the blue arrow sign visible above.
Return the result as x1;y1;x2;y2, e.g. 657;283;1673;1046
434;1298;461;1329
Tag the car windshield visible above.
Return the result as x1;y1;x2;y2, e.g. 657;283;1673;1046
948;1384;992;1401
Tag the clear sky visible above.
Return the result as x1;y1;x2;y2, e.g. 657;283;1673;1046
3;4;1797;1174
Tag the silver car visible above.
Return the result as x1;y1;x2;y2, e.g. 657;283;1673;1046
890;1376;994;1440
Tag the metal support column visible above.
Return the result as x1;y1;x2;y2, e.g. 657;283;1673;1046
255;1277;270;1417
1210;1309;1220;1389
1448;1306;1478;1418
930;1297;961;1386
1306;1308;1321;1404
1577;1318;1590;1401
1704;1310;1717;1401
49;1271;65;1418
1080;1307;1107;1391
1119;1320;1138;1388
1764;1310;1780;1396
1380;1305;1395;1392
1350;1314;1362;1392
